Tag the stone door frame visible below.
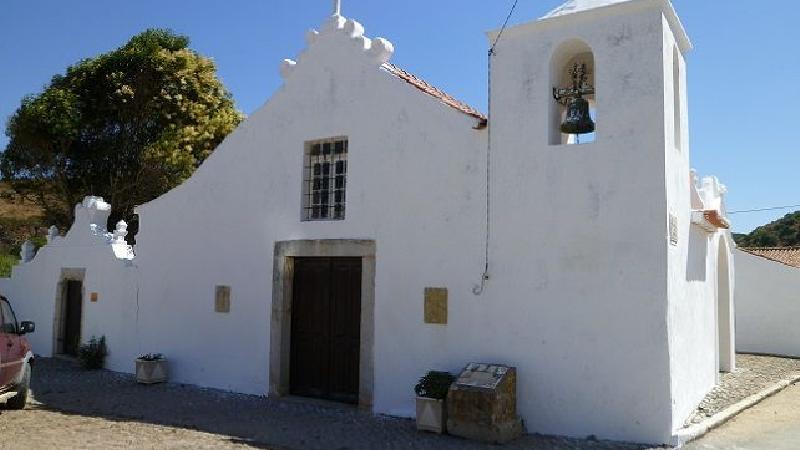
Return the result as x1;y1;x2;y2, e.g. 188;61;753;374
269;240;376;409
53;268;86;356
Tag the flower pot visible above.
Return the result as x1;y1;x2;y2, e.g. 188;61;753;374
135;358;168;384
416;396;446;434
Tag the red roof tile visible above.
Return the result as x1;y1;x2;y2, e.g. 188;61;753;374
740;247;800;269
703;210;730;230
382;63;487;127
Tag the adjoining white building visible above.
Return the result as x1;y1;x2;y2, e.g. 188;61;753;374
734;247;800;358
0;0;736;444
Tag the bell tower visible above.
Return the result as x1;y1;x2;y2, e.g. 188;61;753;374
483;0;695;443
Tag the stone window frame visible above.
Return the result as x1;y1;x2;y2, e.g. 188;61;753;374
301;137;349;222
269;240;376;409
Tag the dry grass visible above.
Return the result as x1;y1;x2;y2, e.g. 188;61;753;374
0;182;46;265
0;182;44;221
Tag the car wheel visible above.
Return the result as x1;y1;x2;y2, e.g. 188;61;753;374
4;362;30;410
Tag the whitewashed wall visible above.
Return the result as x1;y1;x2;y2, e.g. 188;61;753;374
485;0;717;443
0;198;140;375
0;0;727;446
131;12;488;402
663;7;735;425
735;249;800;357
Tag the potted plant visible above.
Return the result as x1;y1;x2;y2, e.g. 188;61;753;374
78;336;108;370
135;353;168;384
415;370;456;434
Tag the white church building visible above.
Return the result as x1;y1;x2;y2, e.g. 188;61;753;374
0;0;737;445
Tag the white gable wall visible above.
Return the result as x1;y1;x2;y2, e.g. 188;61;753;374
132;15;489;399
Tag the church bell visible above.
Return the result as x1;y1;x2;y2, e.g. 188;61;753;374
553;62;596;137
560;96;595;135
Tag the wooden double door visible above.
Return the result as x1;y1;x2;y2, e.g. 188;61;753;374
290;257;362;404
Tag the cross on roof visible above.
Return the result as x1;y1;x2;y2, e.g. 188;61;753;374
333;0;341;16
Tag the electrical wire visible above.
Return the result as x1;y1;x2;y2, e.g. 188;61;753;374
728;204;800;215
473;0;520;296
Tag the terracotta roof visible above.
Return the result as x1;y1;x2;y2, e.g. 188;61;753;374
691;209;730;232
740;247;800;269
381;63;487;127
702;210;730;230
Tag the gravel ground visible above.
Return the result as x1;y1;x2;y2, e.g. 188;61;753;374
684;354;800;426
5;355;797;450
0;407;265;450
2;357;657;450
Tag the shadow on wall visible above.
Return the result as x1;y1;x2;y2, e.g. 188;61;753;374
687;227;707;282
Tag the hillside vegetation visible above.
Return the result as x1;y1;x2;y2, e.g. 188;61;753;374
0;182;46;276
734;211;800;248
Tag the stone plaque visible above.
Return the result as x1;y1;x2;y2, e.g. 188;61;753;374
424;287;447;324
447;363;523;443
669;213;679;246
215;286;231;313
454;363;508;389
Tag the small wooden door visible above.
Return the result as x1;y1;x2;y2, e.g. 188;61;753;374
63;280;82;356
290;257;361;404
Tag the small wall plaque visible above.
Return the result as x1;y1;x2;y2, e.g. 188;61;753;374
90;292;98;303
215;286;231;313
424;287;447;325
669;213;679;246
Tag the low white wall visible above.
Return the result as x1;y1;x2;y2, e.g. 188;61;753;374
735;249;800;357
0;199;141;376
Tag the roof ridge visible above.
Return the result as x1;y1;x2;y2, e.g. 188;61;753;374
739;247;800;269
381;63;487;126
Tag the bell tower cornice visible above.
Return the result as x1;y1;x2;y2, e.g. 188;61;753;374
486;0;691;54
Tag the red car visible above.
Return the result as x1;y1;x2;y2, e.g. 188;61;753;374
0;295;35;409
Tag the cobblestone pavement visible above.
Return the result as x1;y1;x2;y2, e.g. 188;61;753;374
684;354;800;426
2;358;658;450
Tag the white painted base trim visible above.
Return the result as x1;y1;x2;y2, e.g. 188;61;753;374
671;373;800;447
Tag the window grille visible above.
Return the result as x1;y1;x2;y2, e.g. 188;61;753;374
303;138;348;221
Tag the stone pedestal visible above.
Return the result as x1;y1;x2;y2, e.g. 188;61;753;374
416;397;446;434
136;359;168;384
446;363;524;444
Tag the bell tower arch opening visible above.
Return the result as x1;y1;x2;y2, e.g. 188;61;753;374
549;39;596;146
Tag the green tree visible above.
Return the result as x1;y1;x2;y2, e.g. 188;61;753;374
1;29;244;233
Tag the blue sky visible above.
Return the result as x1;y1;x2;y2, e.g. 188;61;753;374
1;0;798;233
